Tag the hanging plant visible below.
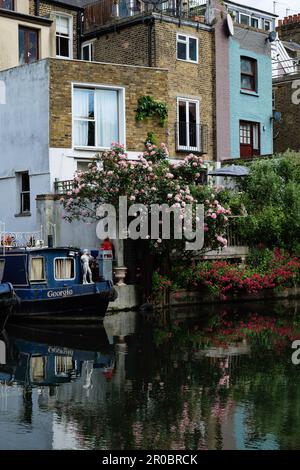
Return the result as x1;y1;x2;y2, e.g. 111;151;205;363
136;95;168;127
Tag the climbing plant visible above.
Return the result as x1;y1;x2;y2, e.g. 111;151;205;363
136;96;168;127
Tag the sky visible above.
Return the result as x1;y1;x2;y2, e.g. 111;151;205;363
235;0;300;19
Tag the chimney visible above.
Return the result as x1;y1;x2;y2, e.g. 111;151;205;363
278;13;300;27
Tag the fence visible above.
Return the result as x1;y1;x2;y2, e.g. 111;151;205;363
0;222;44;254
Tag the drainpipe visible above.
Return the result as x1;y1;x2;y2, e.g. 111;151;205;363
77;11;83;60
148;17;154;67
35;0;40;16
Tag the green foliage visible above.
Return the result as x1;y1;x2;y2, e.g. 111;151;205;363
236;153;300;252
145;132;158;146
136;96;168;127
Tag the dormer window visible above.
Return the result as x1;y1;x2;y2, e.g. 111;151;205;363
0;0;14;10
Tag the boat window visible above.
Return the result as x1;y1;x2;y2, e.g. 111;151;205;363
0;259;5;283
30;257;46;282
55;258;75;280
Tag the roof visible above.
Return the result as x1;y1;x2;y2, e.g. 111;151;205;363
282;41;300;52
225;0;278;18
47;0;100;9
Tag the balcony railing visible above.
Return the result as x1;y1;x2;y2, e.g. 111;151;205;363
54;180;75;195
175;122;208;153
83;0;207;30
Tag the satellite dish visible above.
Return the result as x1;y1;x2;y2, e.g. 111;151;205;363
227;13;235;36
268;31;277;43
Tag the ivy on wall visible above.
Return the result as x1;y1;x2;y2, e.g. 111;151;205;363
136;96;168;127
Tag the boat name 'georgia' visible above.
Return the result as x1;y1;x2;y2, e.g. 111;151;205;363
47;289;74;298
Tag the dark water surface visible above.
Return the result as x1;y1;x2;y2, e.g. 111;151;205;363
1;301;300;450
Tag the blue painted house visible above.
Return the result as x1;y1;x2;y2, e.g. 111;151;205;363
213;0;274;160
229;30;273;159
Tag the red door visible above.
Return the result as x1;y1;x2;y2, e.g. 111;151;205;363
240;121;260;159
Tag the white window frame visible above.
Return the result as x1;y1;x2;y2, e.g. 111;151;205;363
72;83;126;151
55;13;73;59
264;20;271;31
176;97;200;152
239;13;250;26
81;40;95;61
176;33;198;64
54;257;76;281
251;17;259;28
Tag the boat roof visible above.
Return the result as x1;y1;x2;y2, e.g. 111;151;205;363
0;247;81;254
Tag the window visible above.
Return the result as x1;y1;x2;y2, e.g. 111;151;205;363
251;17;259;28
264;20;271;31
0;259;5;283
19;27;38;65
0;0;14;10
30;257;46;282
55;258;75;280
73;86;123;149
177;34;198;63
18;172;30;214
241;57;257;92
240;14;250;26
272;90;276;110
240;121;260;158
177;98;200;151
77;161;91;172
81;42;94;61
56;14;72;58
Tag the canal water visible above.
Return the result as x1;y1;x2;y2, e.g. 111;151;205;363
1;300;300;450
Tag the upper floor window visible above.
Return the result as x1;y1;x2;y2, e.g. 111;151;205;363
0;0;14;10
177;34;198;63
251;17;259;28
240;14;250;26
56;14;72;59
177;98;200;152
73;86;124;149
81;41;94;61
241;57;257;92
19;27;39;65
264;20;271;31
16;171;31;215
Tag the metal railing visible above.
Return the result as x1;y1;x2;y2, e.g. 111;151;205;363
175;122;208;153
83;0;207;30
0;222;44;254
272;58;300;78
54;179;75;195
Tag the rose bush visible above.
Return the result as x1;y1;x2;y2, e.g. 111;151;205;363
61;143;232;256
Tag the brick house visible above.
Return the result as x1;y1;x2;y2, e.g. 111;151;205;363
272;14;300;154
0;0;274;250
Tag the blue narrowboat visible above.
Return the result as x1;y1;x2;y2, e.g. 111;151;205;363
0;247;117;318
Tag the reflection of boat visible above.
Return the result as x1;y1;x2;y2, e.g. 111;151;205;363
0;247;117;318
0;283;18;331
0;324;115;387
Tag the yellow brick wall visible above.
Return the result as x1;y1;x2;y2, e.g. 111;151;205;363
49;58;169;152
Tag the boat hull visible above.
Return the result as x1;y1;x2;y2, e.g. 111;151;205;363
10;282;117;319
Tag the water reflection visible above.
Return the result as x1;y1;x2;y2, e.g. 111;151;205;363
1;303;300;450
